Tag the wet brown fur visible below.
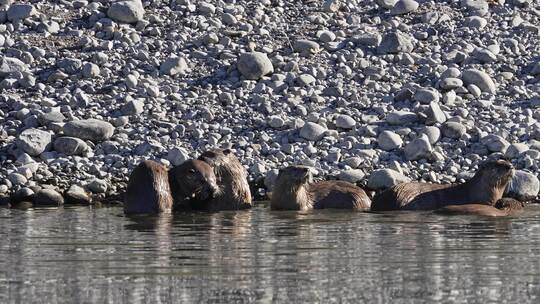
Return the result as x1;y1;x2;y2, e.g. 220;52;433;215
435;198;524;217
198;149;252;211
168;160;219;211
271;166;371;211
125;160;173;214
371;160;514;211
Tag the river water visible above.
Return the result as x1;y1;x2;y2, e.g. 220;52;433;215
1;203;540;303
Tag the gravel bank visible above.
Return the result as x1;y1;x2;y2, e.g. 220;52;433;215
1;0;540;204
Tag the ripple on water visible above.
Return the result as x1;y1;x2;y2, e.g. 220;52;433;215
1;204;540;303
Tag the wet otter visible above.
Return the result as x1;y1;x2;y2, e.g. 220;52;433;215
371;160;514;211
198;149;252;211
435;198;525;217
125;160;173;214
168;159;220;210
270;166;371;210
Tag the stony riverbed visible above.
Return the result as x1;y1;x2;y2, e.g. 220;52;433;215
1;0;540;205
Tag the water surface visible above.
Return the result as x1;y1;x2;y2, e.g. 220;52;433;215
1;203;540;303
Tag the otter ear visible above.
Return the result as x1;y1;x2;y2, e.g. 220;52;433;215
223;149;232;155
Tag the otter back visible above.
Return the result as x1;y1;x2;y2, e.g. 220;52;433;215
199;149;252;211
125;160;173;214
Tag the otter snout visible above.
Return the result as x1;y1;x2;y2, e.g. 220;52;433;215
196;182;220;201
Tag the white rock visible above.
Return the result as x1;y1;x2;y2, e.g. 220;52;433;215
506;170;539;201
54;137;89;156
367;169;411;190
386;111;418;125
391;0;419;15
338;169;365;183
63;119;115;142
16;128;51;156
414;88;440;104
425;102;447;125
376;0;398;9
480;134;510;153
160;56;188;76
335;114;356;129
462;69;496;94
237;52;274;80
505;143;529;159
107;0;145;24
167;147;190;166
378;32;414;54
87;179;108;194
441;122;466;139
378;131;403;151
300;122;327;141
404;134;432;161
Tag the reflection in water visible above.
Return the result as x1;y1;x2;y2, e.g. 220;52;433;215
1;204;540;303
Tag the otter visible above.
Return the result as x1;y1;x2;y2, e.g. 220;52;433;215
270;165;371;210
197;148;252;211
168;159;220;210
125;160;173;214
371;160;514;211
435;198;525;217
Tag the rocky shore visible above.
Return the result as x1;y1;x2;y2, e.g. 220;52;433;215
1;0;540;206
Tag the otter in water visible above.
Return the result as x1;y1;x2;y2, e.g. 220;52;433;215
168;159;220;210
125;160;174;214
371;160;514;211
435;198;525;217
270;165;371;210
197;148;252;211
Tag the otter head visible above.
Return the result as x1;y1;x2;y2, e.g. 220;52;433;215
271;165;315;210
471;159;514;202
168;160;220;203
495;198;524;211
198;149;234;170
276;166;314;187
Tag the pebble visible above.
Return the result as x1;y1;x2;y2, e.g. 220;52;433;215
338;169;365;183
462;69;496;94
377;131;403;151
441;122;466;139
425;102;446;125
293;40;321;56
377;32;414;54
167;147;190;166
107;0;145;24
376;0;398;9
7;173;27;186
64;185;92;205
7;4;35;21
54;137;89;156
0;57;28;77
63;119;115;142
34;189;64;206
335;114;356;129
87;179;108;194
367;169;411;190
414;88;440;104
16;128;51;156
386;111;418;125
237;52;274;80
391;0;419;15
481;135;510;153
160;56;188;76
419;126;441;144
404;134;432;161
506;170;540;201
300;122;327;141
439;78;463;90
